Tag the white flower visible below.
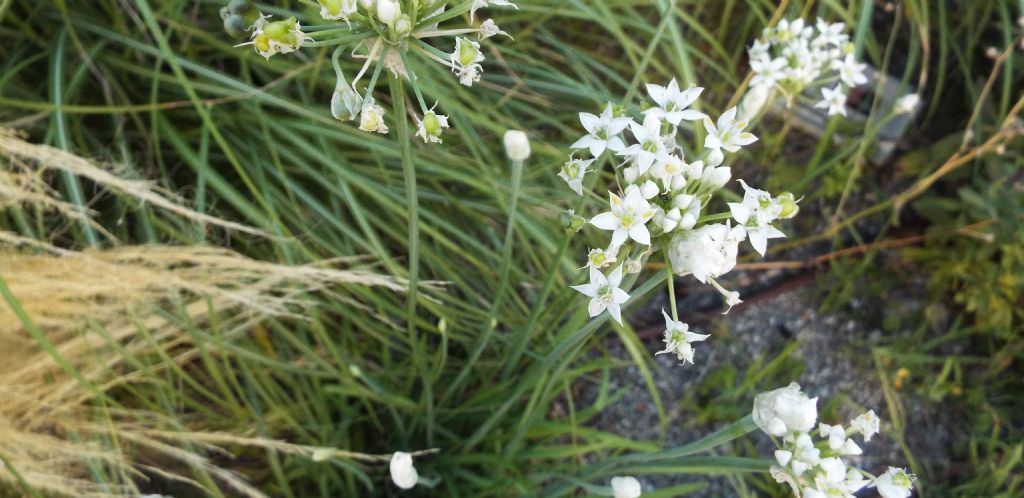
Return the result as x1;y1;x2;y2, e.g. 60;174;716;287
667;223;745;284
619;113;669;174
644;79;705;126
389;452;418;489
478;19;509;40
584;247;616;269
894;93;920;114
503;130;531;161
470;0;517;21
452;37;485;86
815;85;848;117
832;53;868;87
728;180;787;256
698;162;732;191
655;309;709;364
415;108;449;144
358;98;388;134
814;18;848;47
850;410;880;442
703;107;757;165
572;265;630;324
871;467;915;498
610;476;642;498
318;0;358;22
247;15;307;59
571;104;633;157
752;383;819;437
559;157;593;195
750;56;788;89
590;185;657;247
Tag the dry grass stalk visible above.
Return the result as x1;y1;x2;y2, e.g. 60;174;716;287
0;132;415;496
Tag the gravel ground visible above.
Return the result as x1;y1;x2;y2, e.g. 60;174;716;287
575;269;957;497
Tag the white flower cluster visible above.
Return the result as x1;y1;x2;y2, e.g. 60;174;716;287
230;0;515;141
753;384;916;498
564;80;799;365
747;18;867;117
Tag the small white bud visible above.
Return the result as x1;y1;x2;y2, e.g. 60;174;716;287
610;476;642;498
311;448;334;462
389;452;418;489
376;0;399;25
503;130;531;161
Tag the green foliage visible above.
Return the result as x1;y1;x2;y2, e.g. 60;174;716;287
1;0;1022;497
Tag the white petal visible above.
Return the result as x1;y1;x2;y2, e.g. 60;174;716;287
628;224;651;245
588;298;607;318
590;212;620;230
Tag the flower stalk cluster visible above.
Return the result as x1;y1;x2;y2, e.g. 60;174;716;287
226;0;516;143
745;18;867;118
753;384;916;498
564;79;799;365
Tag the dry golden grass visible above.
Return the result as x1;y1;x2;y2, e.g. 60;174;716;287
0;129;410;496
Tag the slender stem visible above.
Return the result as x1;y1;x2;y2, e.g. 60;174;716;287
388;76;431;441
664;247;678;321
441;154;525;405
500;155;608;380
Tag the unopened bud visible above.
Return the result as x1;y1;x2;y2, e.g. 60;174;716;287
394;14;413;37
331;83;363;121
562;210;586;233
503;130;531;161
376;0;400;26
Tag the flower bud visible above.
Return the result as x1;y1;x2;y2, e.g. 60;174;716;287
393;14;413;37
701;165;731;190
561;210;586;233
611;476;642;498
376;0;400;25
389;452;418;489
330;83;363;121
640;180;660;199
622;165;640;184
503;130;531;161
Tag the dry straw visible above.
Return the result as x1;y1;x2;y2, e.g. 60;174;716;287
0;129;409;496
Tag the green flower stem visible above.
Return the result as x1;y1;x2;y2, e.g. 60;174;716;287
388;75;432;441
664;247;679;321
441;152;525;406
500;155;608;380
